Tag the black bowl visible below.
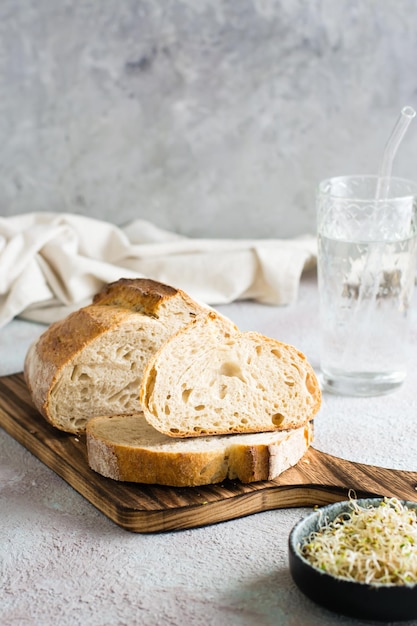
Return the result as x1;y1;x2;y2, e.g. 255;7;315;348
289;498;417;622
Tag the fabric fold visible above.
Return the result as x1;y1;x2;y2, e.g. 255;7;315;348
0;212;317;327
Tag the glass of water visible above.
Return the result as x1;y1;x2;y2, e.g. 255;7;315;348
317;175;417;396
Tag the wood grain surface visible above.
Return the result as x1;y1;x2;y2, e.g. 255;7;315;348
1;373;417;533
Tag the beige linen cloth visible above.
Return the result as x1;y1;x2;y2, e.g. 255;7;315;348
0;212;317;328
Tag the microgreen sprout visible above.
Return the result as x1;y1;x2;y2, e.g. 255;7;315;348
298;498;417;586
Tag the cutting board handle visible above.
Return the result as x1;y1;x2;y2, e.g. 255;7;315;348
276;447;417;503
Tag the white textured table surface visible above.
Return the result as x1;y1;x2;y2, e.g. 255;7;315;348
2;269;417;626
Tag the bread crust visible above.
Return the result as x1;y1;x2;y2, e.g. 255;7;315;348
86;414;313;486
92;278;196;315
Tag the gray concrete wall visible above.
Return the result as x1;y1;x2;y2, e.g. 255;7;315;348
1;0;417;238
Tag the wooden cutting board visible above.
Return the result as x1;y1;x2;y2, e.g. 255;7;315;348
1;373;417;533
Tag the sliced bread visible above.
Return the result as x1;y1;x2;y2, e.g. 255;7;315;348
24;278;237;434
86;413;313;486
140;312;321;437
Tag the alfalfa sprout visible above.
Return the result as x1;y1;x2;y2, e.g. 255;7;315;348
299;497;417;585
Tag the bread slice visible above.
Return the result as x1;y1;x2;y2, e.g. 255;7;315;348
86;413;313;486
140;312;321;438
24;278;236;434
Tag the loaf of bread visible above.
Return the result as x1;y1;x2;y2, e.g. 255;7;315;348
24;278;236;434
140;312;321;437
86;413;313;486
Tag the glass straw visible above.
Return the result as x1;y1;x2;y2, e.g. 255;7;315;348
341;105;416;370
376;106;416;201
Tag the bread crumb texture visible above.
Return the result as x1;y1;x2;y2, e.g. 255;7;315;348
141;315;321;438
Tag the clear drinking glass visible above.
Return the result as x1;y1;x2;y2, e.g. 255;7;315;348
317;175;417;396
